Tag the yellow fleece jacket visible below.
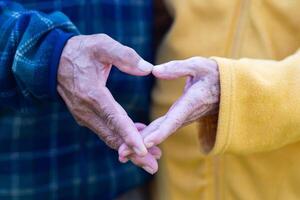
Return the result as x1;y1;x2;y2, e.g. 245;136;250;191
152;0;300;199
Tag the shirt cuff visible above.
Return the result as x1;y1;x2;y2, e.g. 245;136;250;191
198;57;235;155
49;29;77;99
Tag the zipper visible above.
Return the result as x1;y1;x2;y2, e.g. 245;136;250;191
213;1;250;200
232;0;250;58
213;155;221;200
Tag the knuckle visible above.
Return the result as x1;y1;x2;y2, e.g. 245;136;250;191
188;58;202;71
96;33;111;41
94;34;115;51
190;64;200;72
123;136;135;146
122;46;138;60
189;56;202;62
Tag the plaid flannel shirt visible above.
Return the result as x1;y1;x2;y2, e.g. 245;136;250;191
0;0;153;199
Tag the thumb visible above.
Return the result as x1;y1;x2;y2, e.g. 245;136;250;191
108;42;153;76
152;60;195;80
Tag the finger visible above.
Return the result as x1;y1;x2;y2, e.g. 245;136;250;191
148;146;162;159
118;143;131;158
152;60;195;80
119;122;158;158
110;112;148;156
140;116;165;138
98;35;153;75
119;145;162;161
84;111;124;150
112;47;153;75
144;95;193;148
117;137;159;173
134;122;147;131
92;88;148;156
119;155;129;163
153;57;212;80
59;85;125;150
130;153;158;174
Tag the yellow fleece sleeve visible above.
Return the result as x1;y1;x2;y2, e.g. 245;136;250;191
202;50;300;155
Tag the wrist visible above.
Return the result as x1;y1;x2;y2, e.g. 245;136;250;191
50;30;77;99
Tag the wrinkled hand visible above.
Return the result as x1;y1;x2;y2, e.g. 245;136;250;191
119;57;220;173
143;57;220;148
124;123;161;174
57;34;160;172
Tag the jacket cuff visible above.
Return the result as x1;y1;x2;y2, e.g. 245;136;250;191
199;57;235;155
49;29;77;99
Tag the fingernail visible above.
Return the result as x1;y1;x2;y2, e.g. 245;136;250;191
138;59;153;73
121;149;131;157
143;166;155;174
133;147;147;156
144;139;154;148
119;157;128;163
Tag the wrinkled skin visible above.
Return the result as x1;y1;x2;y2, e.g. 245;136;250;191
57;34;160;174
119;57;220;173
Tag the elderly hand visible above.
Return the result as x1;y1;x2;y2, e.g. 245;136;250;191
119;57;220;173
143;57;220;148
57;34;153;158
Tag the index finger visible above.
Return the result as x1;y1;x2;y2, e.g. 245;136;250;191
143;95;194;148
92;88;148;156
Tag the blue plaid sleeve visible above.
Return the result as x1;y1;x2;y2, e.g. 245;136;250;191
0;1;79;110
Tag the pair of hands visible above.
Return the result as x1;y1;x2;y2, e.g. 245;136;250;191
57;34;220;174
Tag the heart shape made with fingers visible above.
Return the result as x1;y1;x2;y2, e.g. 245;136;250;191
118;57;220;174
